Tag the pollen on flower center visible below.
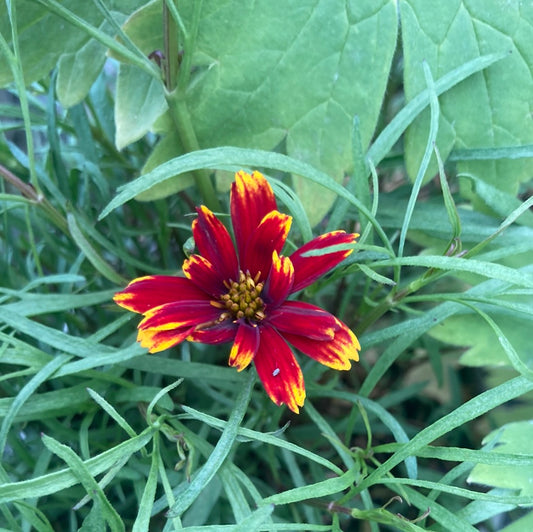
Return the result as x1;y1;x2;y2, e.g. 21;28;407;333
216;270;265;322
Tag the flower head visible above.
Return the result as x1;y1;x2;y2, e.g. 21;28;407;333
114;171;360;413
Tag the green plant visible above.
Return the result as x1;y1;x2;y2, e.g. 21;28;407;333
1;1;532;530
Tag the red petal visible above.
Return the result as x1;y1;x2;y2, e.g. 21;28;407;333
137;327;193;353
228;322;260;371
231;170;277;261
282;318;360;370
139;301;221;332
241;211;292;280
263;251;294;306
188;320;238;344
290;231;358;293
193;206;238;281
268;301;337;341
183;255;226;296
113;275;209;314
253;324;305;413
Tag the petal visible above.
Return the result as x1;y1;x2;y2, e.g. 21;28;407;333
183;254;226;296
113;275;209;314
290;231;358;293
254;324;305;413
282;318;360;370
231;170;277;261
263;251;294;306
267;301;337;341
139;300;222;332
193;205;238;281
188;320;238;344
241;210;292;280
137;327;193;353
229;322;260;371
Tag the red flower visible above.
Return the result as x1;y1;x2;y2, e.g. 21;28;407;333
114;171;360;413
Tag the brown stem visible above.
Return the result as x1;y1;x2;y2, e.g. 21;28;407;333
0;163;69;234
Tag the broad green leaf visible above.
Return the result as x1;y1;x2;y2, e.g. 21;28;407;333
468;421;533;496
118;0;163;58
114;0;167;149
115;64;167;149
401;0;533;198
428;312;533;368
56;17;124;108
465;175;533;227
500;511;533;532
125;0;397;224
193;0;397;225
0;0;98;86
0;0;145;86
136;128;195;201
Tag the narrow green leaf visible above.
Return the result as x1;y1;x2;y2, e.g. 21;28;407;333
67;212;126;285
86;388;138;439
132;433;160;532
357;264;396;286
379;443;533;468
385;478;532;505
372;256;533;289
261;467;358;506
98;147;393;256
450;145;533;161
354;376;533;495
310;390;417;480
398;61;440;257
167;371;255;517
42;434;125;532
0;354;70;456
396;486;477;532
232;504;275;531
181;405;342;475
367;51;507;168
0;429;154;504
435;145;461;242
0;306;114;359
3;290;113;317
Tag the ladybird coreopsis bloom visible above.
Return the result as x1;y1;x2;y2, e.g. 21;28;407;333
114;171;360;413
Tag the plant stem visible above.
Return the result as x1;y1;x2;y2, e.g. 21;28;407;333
165;92;221;212
163;0;221;212
0;164;68;234
163;0;179;91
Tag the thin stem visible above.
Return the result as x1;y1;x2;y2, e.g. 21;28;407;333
0;4;39;192
163;0;179;91
165;91;221;212
0;164;68;234
161;0;220;211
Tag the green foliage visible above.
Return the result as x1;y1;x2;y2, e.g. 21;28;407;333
1;0;533;531
401;0;533;196
468;421;533;497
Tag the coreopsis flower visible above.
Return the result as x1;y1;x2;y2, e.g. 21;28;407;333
114;171;360;413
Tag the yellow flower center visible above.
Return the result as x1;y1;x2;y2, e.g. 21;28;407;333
216;271;265;322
